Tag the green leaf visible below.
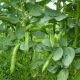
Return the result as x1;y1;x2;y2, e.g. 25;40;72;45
15;28;25;39
75;48;80;53
67;18;75;28
48;65;58;74
29;4;42;16
57;69;69;80
62;47;75;67
36;0;43;2
31;60;44;69
44;8;59;17
39;16;52;26
42;38;51;47
59;38;68;47
55;14;68;21
0;21;6;31
0;37;12;50
52;47;63;61
0;15;19;24
73;59;80;69
20;42;26;51
7;15;19;24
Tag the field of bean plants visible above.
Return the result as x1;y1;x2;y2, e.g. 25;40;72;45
0;0;80;80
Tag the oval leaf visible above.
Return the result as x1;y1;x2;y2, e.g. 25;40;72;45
62;47;75;67
55;14;68;21
52;47;63;61
57;69;69;80
29;4;42;16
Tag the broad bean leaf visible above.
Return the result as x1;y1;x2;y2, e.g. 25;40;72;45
57;69;69;80
73;59;80;69
44;8;59;17
0;21;6;31
67;18;75;28
75;48;80;53
62;47;75;67
36;0;43;2
48;65;58;74
54;14;68;21
15;28;25;39
59;38;68;47
29;4;42;16
52;47;63;61
39;16;52;26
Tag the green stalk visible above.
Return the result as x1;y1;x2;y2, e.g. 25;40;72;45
64;21;67;39
63;1;67;39
25;31;29;52
57;0;61;11
73;1;79;48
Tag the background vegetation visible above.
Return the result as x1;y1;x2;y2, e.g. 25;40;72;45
0;0;80;80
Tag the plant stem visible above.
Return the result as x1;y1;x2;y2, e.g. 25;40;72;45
73;1;79;48
63;1;67;39
57;0;61;11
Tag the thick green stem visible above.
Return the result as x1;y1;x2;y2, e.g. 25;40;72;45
64;21;67;39
73;1;79;48
25;31;29;52
63;2;67;39
57;0;61;11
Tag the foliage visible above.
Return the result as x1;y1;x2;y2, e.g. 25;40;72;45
0;0;80;80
